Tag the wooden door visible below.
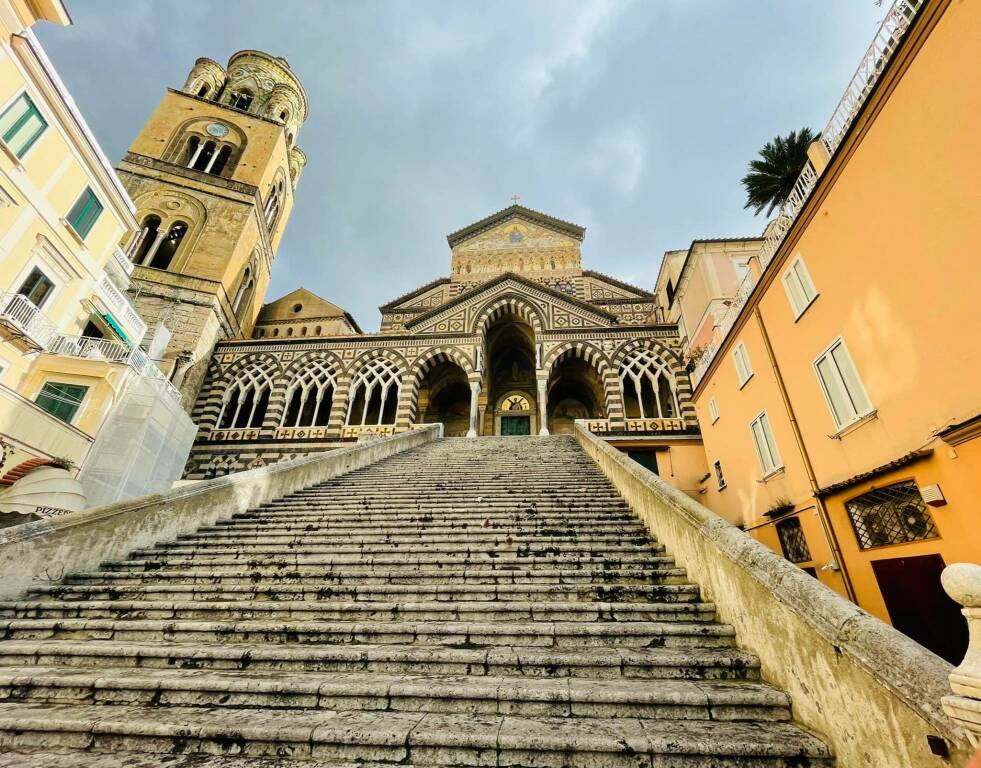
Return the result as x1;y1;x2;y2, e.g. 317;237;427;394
871;553;968;664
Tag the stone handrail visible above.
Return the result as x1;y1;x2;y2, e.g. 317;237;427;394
0;424;442;601
942;563;981;747
574;421;971;767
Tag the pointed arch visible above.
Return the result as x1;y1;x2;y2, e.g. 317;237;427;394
281;358;338;428
215;363;274;430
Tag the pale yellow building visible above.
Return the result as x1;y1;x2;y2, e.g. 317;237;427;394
0;0;193;520
677;0;978;664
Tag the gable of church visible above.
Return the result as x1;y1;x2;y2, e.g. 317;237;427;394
405;274;617;335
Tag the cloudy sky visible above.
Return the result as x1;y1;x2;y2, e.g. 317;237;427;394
38;1;886;330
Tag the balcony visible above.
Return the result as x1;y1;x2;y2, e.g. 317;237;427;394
95;273;146;345
0;293;57;352
46;334;181;404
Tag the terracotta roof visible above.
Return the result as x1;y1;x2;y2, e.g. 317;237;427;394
446;205;585;247
0;458;57;487
816;450;932;497
582;270;655;299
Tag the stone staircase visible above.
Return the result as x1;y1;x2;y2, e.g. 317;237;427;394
0;436;833;766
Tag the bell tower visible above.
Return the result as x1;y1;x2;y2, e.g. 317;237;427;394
117;50;308;409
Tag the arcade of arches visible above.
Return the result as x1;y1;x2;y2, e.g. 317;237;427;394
184;205;699;479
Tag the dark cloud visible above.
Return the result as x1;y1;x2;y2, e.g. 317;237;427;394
38;0;885;330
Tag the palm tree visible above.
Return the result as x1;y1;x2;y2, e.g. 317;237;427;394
741;128;818;217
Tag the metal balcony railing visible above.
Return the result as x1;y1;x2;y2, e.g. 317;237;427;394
47;333;182;404
0;292;58;350
692;0;924;385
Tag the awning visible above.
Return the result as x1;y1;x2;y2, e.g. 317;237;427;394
101;313;129;344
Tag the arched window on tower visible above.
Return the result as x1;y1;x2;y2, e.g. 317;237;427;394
184;136;201;167
347;358;401;426
619;349;680;420
282;360;336;428
210;145;233;176
131;215;161;264
149;221;188;271
264;179;284;230
196;84;210;98
227;90;253;111
216;365;272;430
189;140;216;172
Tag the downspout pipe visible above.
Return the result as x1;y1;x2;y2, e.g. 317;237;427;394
753;306;858;603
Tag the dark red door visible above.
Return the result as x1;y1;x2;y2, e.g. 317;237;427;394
871;554;968;664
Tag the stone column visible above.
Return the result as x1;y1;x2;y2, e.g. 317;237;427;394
140;229;168;266
941;563;981;746
467;380;481;438
537;377;549;436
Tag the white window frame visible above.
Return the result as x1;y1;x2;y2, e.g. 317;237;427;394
713;460;726;490
0;89;49;163
707;397;719;424
782;255;818;319
732;341;753;388
750;410;783;477
813;337;874;431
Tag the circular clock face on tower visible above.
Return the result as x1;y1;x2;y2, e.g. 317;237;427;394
206;123;229;138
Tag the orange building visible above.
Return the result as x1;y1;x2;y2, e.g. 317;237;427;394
678;0;979;663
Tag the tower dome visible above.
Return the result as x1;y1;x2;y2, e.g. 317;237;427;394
222;50;309;145
182;57;225;100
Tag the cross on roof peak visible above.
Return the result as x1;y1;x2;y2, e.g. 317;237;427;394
510;194;521;205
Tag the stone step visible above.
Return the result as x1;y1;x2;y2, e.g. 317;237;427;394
0;752;410;768
128;544;660;559
0;599;716;623
106;551;670;570
0;703;833;766
0;618;734;648
29;582;703;604
235;507;636;519
0;640;762;680
198;520;646;535
165;532;653;548
0;666;790;720
63;565;689;586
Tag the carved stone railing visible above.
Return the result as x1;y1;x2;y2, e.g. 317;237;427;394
274;426;331;440
691;0;924;386
582;418;687;434
341;425;396;440
941;563;981;746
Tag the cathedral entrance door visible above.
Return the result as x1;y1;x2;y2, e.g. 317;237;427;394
501;415;531;436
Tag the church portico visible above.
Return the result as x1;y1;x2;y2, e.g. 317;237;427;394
184;204;700;477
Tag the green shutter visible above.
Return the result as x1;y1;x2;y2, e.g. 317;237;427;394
67;187;103;239
35;382;88;424
0;93;48;159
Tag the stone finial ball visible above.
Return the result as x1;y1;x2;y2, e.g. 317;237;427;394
941;562;981;608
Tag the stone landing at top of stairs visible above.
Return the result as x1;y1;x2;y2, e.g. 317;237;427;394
0;436;833;767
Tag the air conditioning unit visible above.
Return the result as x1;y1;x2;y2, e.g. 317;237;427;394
919;483;946;507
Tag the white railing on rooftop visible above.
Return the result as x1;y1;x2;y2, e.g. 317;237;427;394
0;292;58;350
692;0;924;385
47;333;181;403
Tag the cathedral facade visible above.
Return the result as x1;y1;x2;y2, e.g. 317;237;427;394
184;204;698;478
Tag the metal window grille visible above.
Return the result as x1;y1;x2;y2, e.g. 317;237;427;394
776;517;811;564
844;481;938;550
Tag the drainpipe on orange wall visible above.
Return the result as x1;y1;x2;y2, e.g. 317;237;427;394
753;306;858;603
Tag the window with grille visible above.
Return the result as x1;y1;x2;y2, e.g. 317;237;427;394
845;481;939;550
0;93;47;158
35;382;88;424
776;517;811;563
66;187;103;239
713;460;726;490
732;341;753;387
782;255;818;318
708;397;719;424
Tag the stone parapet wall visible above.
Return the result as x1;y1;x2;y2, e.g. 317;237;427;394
0;425;441;602
574;422;971;767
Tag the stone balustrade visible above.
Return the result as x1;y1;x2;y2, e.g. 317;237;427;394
942;563;981;746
